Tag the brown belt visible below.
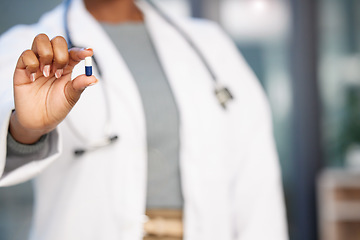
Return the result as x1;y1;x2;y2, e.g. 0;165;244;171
143;209;183;240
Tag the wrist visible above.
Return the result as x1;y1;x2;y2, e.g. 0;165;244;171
9;111;50;144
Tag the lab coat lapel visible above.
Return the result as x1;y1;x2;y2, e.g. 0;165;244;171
138;2;233;239
66;0;147;238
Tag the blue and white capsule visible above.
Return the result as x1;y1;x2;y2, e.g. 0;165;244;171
85;56;92;76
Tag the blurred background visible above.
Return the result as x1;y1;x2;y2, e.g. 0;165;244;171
1;0;360;239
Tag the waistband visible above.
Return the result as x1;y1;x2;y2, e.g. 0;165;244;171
143;209;183;240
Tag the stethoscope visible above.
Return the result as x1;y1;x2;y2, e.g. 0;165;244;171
64;0;234;156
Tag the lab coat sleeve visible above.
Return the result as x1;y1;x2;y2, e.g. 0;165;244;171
0;25;62;187
234;84;288;239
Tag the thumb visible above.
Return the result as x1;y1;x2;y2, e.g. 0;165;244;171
64;75;98;107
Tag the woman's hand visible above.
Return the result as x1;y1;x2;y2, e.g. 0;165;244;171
9;33;98;144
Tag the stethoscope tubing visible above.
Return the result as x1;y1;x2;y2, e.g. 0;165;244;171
63;0;234;156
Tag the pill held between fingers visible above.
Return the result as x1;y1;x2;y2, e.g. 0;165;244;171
85;56;92;76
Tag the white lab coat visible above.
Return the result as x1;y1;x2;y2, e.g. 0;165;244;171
0;0;288;239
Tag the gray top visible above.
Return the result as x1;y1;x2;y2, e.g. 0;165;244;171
101;22;183;209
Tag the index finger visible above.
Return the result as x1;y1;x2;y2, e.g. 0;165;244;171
64;48;93;74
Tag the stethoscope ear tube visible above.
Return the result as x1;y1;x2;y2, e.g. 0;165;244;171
146;0;234;109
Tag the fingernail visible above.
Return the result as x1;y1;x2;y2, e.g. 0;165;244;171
88;79;99;86
55;69;63;79
30;73;36;82
85;47;93;51
43;65;50;77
